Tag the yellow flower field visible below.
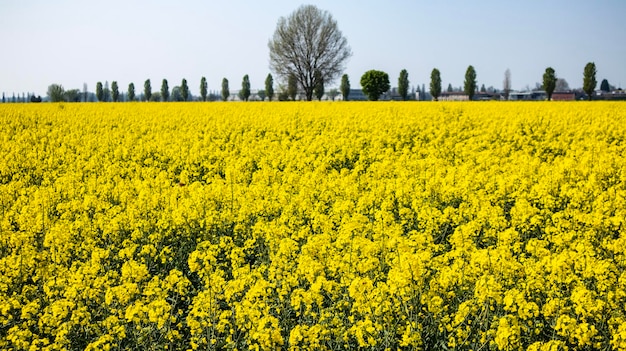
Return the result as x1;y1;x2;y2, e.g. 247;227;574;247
1;101;625;350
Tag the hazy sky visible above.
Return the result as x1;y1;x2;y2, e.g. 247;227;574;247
1;0;625;97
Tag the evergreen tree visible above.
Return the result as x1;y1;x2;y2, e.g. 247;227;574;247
265;74;274;101
340;74;350;101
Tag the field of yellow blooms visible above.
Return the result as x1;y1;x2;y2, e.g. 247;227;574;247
1;101;626;350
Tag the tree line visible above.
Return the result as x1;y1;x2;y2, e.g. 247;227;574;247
38;61;608;104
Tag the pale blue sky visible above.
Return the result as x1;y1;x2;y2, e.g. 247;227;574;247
1;0;625;97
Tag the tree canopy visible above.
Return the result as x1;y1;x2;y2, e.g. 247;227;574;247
600;79;610;92
360;70;390;101
268;5;351;101
47;84;65;102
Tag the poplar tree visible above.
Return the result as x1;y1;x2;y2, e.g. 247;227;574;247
583;62;597;100
221;78;230;101
181;78;189;101
430;68;442;101
200;77;208;101
543;67;557;100
340;74;350;101
128;83;135;101
161;79;169;102
144;79;152;101
96;82;104;102
265;74;274;101
398;69;409;100
111;81;119;102
240;75;251;101
464;65;477;100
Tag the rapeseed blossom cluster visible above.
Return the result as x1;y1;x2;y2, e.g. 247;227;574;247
1;101;625;350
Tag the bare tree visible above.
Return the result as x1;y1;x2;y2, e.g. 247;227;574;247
556;78;570;92
503;68;511;100
268;5;351;101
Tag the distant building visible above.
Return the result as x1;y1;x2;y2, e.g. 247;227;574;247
439;92;469;101
508;91;547;101
551;92;575;101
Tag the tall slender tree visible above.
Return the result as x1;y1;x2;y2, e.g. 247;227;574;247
464;65;477;100
181;78;189;101
221;78;230;101
128;83;135;101
83;83;88;102
543;67;557;100
398;69;409;101
111;81;119;102
265;74;274;101
161;79;169;102
240;75;251;101
96;82;104;102
430;68;442;101
340;74;350;101
503;68;512;100
103;81;111;102
144;79;152;101
583;62;597;100
200;77;208;101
